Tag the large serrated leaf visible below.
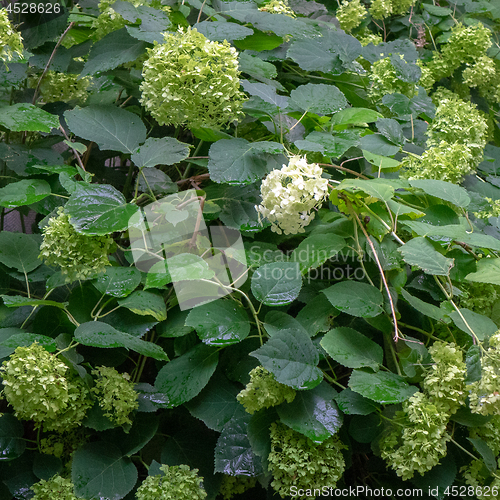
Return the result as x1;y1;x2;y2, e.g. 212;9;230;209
290;233;346;274
155;343;219;407
0;103;59;132
0;232;41;273
290;83;348;115
131;137;190;168
65;184;139;235
240;80;289;109
74;321;169;361
322;281;383;318
117;290;167;322
208;138;285;184
93;267;142;298
250;327;322;390
409;179;470;208
251;262;302;306
277;382;342;443
81;28;148;76
64;106;146;154
186;299;250;346
194;21;253;41
72;442;137;500
465;258;500;286
398;237;454;276
0;179;51;208
321;327;383;370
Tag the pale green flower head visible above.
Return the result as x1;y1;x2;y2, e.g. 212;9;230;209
30;71;92;103
0;343;92;432
337;0;367;32
92;366;138;426
368;57;418;102
391;0;416;15
369;0;392;19
140;27;246;129
31;475;78;500
0;8;23;63
39;207;114;283
136;464;207;500
268;422;347;499
256;156;329;235
259;0;295;17
219;475;257;500
237;366;295;414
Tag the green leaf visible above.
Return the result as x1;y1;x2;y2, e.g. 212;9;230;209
337;178;395;202
33;453;62;480
0;332;57;352
155;343;219;407
290;234;345;274
185;299;250;346
359;134;400;156
131;137;190;168
297;130;360;158
465;345;481;384
138;168;177;195
194;21;253;41
402;221;500;251
65;184;139;235
208;138;285;184
449;308;497;342
398;237;454;276
465;258;500;286
376;118;405;146
185;371;241;432
277;382;341;443
0;103;59;132
241;80;289;109
72;442;137;500
217;184;264;232
331;107;383;126
64;106;147;154
250;327;322;390
0;232;41;273
467;438;497;472
362;151;400;171
0;413;25;461
321;327;383;370
144;260;172;290
401;289;449;322
1;295;67;310
322;281;383;318
0;179;51;208
251;262;302;306
74;321;169;361
214;409;263;476
290;83;348;115
348;370;417;404
233;29;283;51
156;307;193;338
120;413;159;457
81;28;148;76
409;179;470;208
238;51;277;81
334;388;379;415
117;290;167;322
296;294;339;337
93;267;142;298
167;254;215;282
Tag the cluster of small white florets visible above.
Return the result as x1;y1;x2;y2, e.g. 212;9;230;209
256;156;329;235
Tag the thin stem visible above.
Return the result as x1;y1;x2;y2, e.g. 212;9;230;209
60;126;87;172
319;163;369;179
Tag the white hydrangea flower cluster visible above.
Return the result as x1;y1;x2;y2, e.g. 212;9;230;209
256;156;329;235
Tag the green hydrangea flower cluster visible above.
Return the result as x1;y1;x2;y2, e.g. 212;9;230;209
423;341;466;414
218;475;257;500
259;0;295;17
91;366;138;426
0;8;23;63
475;198;500;221
140;27;246;130
462;459;500;500
40;428;88;460
426;93;488;169
368;57;418;102
237;366;296;414
401;141;474;184
369;0;415;18
31;475;77;500
267;422;347;499
379;392;450;480
92;0;170;41
32;71;91;103
136;464;207;500
336;0;367;32
468;332;500;416
460;281;500;316
470;415;500;456
381;342;466;479
356;30;383;46
39;207;113;283
256;155;329;235
0;343;92;432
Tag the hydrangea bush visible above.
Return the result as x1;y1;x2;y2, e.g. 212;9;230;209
1;0;500;498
